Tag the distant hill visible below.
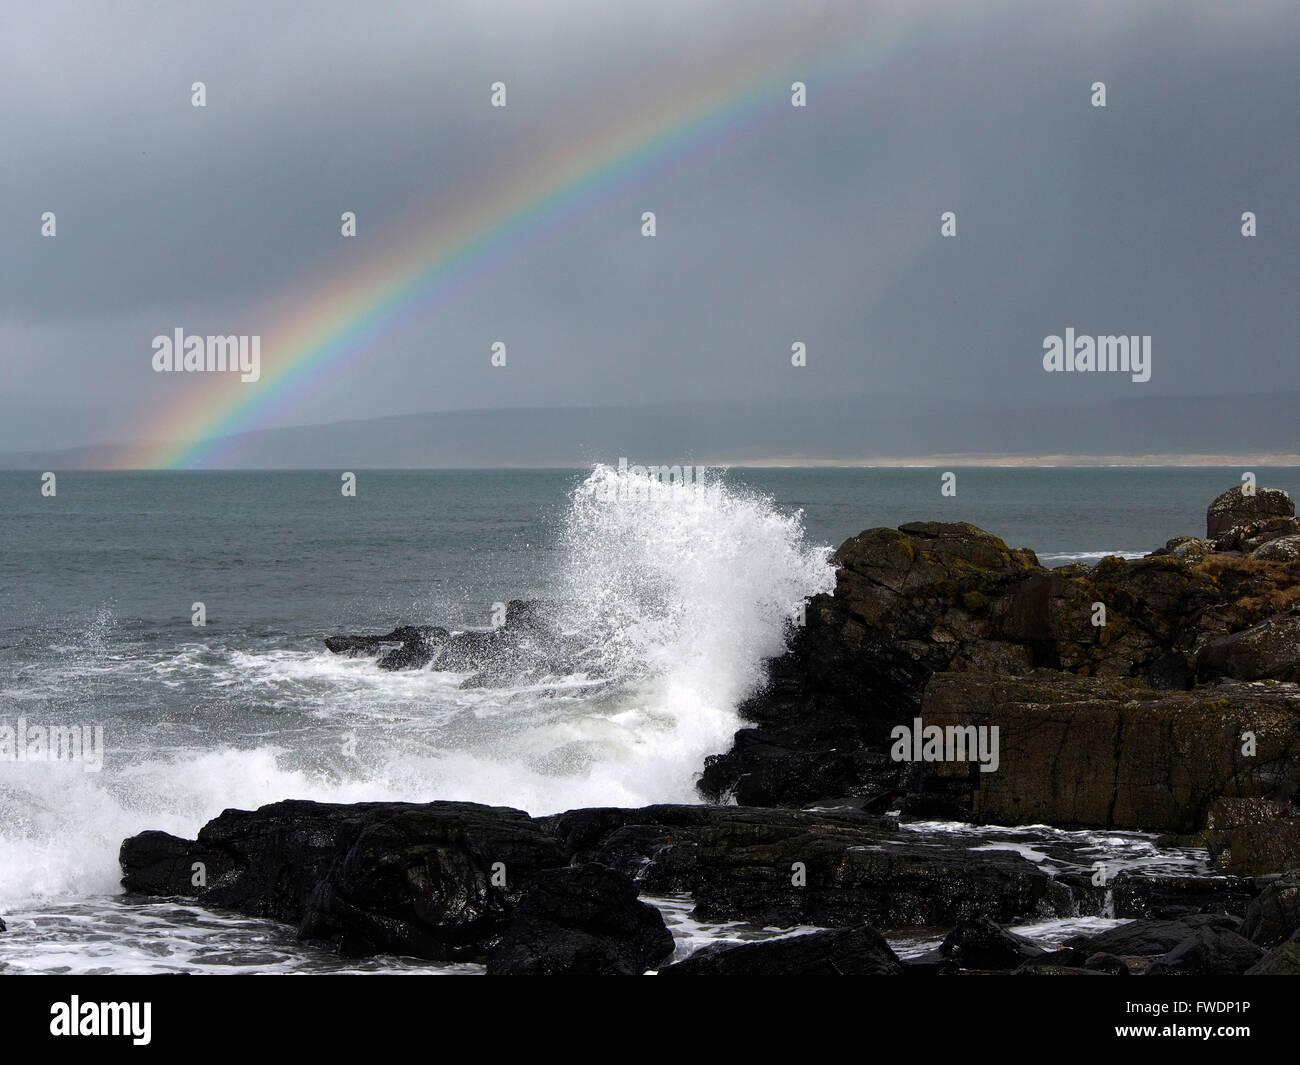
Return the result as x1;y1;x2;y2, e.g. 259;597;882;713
2;392;1298;469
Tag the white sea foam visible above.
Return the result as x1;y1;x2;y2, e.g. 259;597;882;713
0;465;836;910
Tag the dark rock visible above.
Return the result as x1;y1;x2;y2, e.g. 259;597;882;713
542;803;1055;928
115;830;197;896
324;625;447;659
699;522;1042;806
1063;914;1241;958
376;628;447;671
1013;962;1106;975
939;915;1046;970
900;948;960;975
1246;930;1300;974
699;511;1300;825
324;600;580;679
1223;517;1300;553
122;800;570;961
1241;870;1300;947
485;864;673;975
693;838;1053;930
1156;537;1211;564
1197;609;1300;682
1110;871;1259;920
1204;798;1300;876
540;802;883;884
659;925;904;976
1207;485;1295;543
912;671;1300;831
1146;926;1265;975
1083;952;1130;975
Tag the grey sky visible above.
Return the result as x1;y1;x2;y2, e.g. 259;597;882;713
1;0;1297;456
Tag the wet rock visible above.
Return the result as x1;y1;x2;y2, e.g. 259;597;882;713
1063;913;1240;959
1146;925;1264;975
485;864;673;975
122;800;570;961
1083;952;1130;975
377;630;448;670
699;522;1042;806
324;600;579;678
700;508;1300;819
1241;870;1300;947
658;925;904;976
539;802;886;884
900;948;959;975
1204;798;1300;877
114;830;198;897
1246;930;1300;974
324;625;447;656
939;915;1046;970
1012;961;1105;975
1110;870;1259;920
323;625;449;669
542;803;1055;928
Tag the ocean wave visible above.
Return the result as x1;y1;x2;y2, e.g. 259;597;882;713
0;464;836;908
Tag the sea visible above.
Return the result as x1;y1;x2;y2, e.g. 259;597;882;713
1;465;1295;973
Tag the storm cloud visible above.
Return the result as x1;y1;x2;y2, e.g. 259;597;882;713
1;0;1296;458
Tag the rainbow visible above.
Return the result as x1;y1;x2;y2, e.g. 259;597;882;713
118;13;894;469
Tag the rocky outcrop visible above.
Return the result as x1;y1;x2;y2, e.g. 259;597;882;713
117;796;1298;976
1247;931;1300;974
1145;925;1265;975
1108;870;1259;920
1197;609;1300;682
121;485;1300;976
1241;870;1300;948
1254;535;1300;562
1162;536;1212;564
1065;913;1241;957
120;799;671;969
1049;913;1271;975
939;915;1047;970
485;864;674;975
1206;484;1295;546
699;488;1300;868
1204;799;1300;877
659;926;904;975
324;600;590;682
544;804;1068;928
910;672;1300;830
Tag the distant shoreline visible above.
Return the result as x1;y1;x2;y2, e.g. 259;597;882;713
3;455;1300;472
726;454;1300;468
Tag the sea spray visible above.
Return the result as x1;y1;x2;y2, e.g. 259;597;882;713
542;463;838;802
0;466;836;909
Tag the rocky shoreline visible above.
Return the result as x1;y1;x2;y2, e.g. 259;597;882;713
115;485;1300;974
